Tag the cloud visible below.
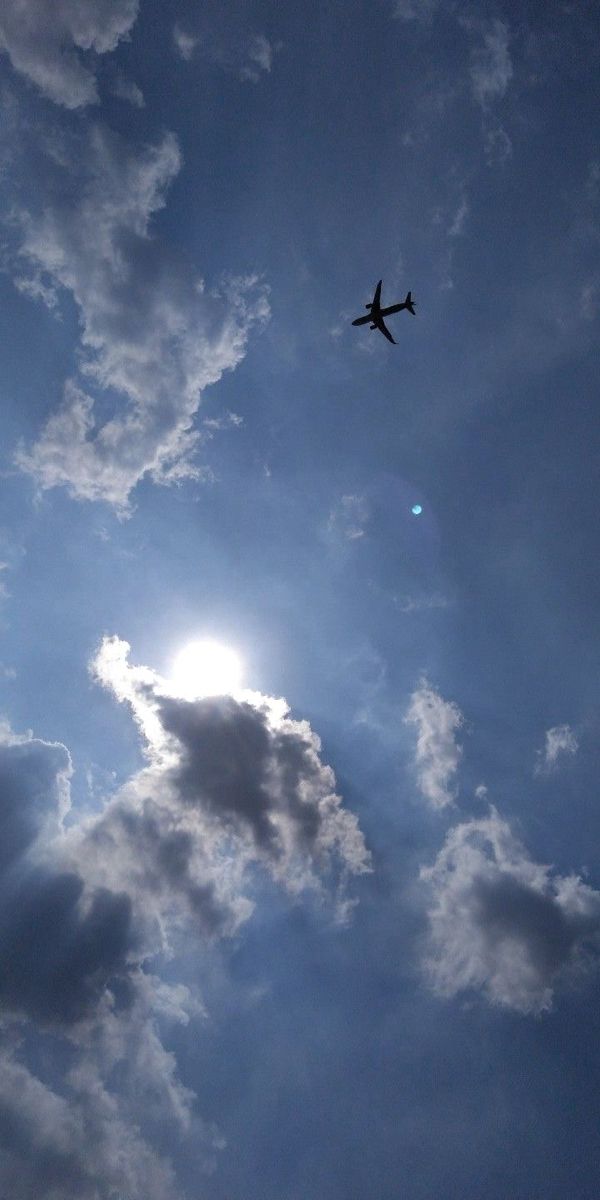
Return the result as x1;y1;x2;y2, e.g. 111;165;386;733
392;0;440;21
12;123;269;511
90;635;372;917
0;633;369;1195
0;720;221;1197
535;724;579;775
172;23;198;62
328;493;370;541
0;0;139;108
110;74;145;108
448;196;469;238
405;680;464;809
239;35;276;83
421;809;600;1014
468;19;513;108
175;26;278;82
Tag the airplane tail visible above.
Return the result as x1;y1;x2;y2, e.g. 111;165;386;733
405;290;416;315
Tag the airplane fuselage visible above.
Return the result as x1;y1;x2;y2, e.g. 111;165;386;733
351;280;416;344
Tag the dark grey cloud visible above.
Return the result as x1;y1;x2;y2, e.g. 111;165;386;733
0;869;133;1026
91;636;371;914
0;634;371;1197
160;693;328;858
421;808;600;1013
0;731;71;871
0;721;219;1198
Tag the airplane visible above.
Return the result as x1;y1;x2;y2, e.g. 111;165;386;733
351;280;416;344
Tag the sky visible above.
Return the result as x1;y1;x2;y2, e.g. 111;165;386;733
0;1;600;1197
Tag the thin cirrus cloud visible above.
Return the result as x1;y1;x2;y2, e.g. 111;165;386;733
173;23;278;83
391;4;514;164
172;22;198;62
467;18;513;108
535;723;579;775
0;639;370;1198
12;122;269;511
420;807;600;1014
405;679;464;809
0;0;139;109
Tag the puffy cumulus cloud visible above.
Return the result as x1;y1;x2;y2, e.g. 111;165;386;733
13;123;269;511
0;0;139;109
535;724;579;775
405;680;464;809
89;635;372;918
0;971;220;1200
420;808;600;1014
0;633;369;1196
0;723;135;1030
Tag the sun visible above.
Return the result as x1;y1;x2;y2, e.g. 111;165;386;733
169;639;243;700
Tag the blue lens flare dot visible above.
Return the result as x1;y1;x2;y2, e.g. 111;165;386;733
411;504;422;516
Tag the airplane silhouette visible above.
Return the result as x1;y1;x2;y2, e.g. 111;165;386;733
351;280;416;344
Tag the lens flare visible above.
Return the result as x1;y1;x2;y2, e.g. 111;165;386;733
411;504;423;516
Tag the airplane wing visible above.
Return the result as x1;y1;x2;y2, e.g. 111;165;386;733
377;319;396;344
373;280;382;307
380;303;404;316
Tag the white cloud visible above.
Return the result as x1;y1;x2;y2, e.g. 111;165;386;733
239;34;275;83
172;24;198;62
421;808;600;1014
328;493;370;541
405;680;464;809
392;0;440;21
580;278;599;320
483;121;513;165
110;74;145;108
469;19;513;108
13;124;269;511
0;0;139;108
448;196;469;238
535;724;579;775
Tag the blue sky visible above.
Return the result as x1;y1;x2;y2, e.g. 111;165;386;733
1;1;600;1197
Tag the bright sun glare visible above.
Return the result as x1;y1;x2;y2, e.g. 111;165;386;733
170;639;243;700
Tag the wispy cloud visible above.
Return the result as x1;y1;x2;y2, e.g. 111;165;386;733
239;34;276;83
392;0;440;22
13;124;269;511
405;680;464;809
0;0;139;108
535;724;579;775
172;25;278;82
468;19;513;107
421;807;600;1013
110;74;145;108
328;494;370;541
172;23;198;62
